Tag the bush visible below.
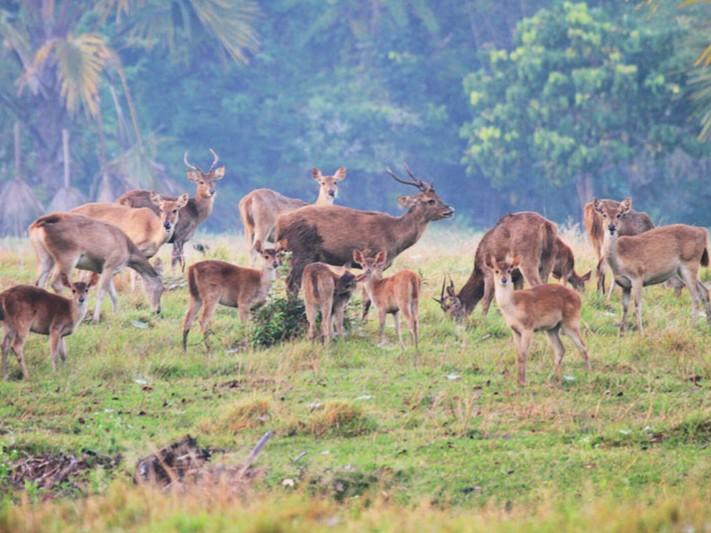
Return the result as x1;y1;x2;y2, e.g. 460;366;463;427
250;296;307;348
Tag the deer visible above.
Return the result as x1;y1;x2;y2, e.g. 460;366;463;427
551;237;592;293
182;241;282;352
239;167;346;265
28;213;164;323
1;273;98;380
583;198;654;296
117;149;225;271
302;262;358;345
437;212;558;323
353;249;421;349
275;164;453;297
595;198;711;335
487;255;590;386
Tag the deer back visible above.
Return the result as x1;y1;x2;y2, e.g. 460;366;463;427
302;262;337;305
0;285;74;335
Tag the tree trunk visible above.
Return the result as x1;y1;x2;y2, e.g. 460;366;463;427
575;173;593;219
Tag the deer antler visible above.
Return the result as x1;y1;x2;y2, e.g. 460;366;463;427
433;275;447;305
183;151;200;171
208;148;220;171
386;166;421;189
387;163;432;192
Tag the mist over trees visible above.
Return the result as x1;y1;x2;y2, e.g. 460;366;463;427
0;0;709;234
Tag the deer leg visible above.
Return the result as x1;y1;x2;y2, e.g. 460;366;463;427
182;297;202;353
563;322;591;371
35;253;54;288
360;287;371;320
516;329;532;386
393;311;403;349
199;298;219;353
545;327;565;380
305;302;318;341
171;242;186;273
59;338;67;362
334;302;347;339
2;330;15;380
540;254;555;284
596;258;606;296
410;300;419;351
377;308;387;346
286;258;309;298
93;270;114;324
49;330;61;372
108;278;119;313
619;286;631;337
238;303;251;324
11;330;29;380
631;279;644;333
481;274;495;317
519;259;544;287
322;299;333;346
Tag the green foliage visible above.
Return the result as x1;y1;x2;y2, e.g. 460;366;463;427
250;296;307;348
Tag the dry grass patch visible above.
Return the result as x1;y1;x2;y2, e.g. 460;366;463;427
198;396;274;434
304;401;377;438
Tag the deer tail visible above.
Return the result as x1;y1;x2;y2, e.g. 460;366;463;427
702;247;709;268
29;214;61;230
239;196;255;245
187;266;200;301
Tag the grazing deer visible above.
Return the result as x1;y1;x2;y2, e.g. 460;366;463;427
117;149;225;271
583;198;654;295
276;164;453;296
28;213;164;323
353;250;420;349
182;241;282;352
551;237;591;293
72;193;189;259
437;212;557;322
595;199;711;335
1;273;98;380
488;255;590;386
239;167;346;265
302;262;358;345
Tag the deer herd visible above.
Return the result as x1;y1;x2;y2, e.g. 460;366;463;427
0;154;708;386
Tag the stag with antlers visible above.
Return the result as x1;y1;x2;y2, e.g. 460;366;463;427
117;149;225;271
275;164;453;295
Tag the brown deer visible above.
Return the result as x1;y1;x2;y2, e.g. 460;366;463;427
353;250;420;349
583;198;654;295
487;255;590;386
117;149;225;271
73;194;188;259
1;273;98;380
239;167;346;265
302;262;358;345
276;164;453;296
182;241;282;352
28;213;164;323
437;212;557;322
551;237;592;292
595;199;711;335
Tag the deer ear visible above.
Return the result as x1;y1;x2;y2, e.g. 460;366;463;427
621;197;632;211
254;240;263;254
512;255;521;268
592;198;602;213
211;166;225;180
312;168;323;181
581;270;592;282
186;170;202;182
397;195;417;209
149;192;162;207
60;273;72;289
485;255;495;270
176;193;189;208
375;250;387;265
353;249;364;265
88;272;100;288
334;167;346;181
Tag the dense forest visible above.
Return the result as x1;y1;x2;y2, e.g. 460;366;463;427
0;0;710;234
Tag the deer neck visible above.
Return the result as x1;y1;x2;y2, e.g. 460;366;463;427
315;189;334;206
493;280;516;315
602;231;622;273
129;248;160;282
72;300;89;332
392;210;428;255
257;266;277;301
361;274;383;302
194;193;215;223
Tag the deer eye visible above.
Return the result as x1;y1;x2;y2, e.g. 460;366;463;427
173;209;178;214
427;199;436;205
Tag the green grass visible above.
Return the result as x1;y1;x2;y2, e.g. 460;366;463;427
0;228;710;531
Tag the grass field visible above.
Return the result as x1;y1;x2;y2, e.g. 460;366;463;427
0;226;710;531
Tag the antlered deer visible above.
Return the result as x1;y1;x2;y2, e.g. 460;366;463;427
117;149;224;271
239;167;346;265
437;212;557;322
28;213;164;323
72;194;188;258
275;165;453;296
488;255;590;386
1;273;98;380
595;199;711;335
583;198;654;295
302;262;358;345
182;241;282;352
353;250;420;349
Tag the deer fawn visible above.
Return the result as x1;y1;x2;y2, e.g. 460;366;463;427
1;273;98;380
595;199;711;335
302;262;358;345
239;167;346;265
488;255;590;386
353;250;420;349
182;241;282;352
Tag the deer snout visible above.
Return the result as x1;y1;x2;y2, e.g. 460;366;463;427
163;222;172;231
608;223;617;233
500;276;509;286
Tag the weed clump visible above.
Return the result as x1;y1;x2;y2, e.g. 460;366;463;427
250;297;307;348
305;401;376;438
200;397;272;434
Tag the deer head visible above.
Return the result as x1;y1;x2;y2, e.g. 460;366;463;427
183;149;225;200
593;197;632;235
486;255;521;288
435;275;466;322
254;240;283;270
150;192;189;234
567;270;592;293
60;272;99;308
387;163;454;222
312;167;346;204
353;249;387;282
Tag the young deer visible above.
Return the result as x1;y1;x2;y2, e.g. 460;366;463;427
239;167;346;265
1;273;98;380
551;237;591;293
302;262;358;345
182;241;282;352
353;250;420;349
595;199;711;335
488;256;590;386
